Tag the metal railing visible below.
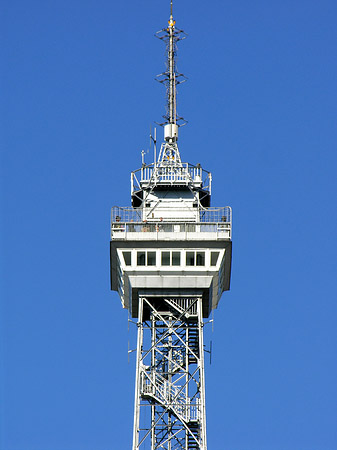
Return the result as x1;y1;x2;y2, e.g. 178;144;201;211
111;222;230;233
131;162;211;194
110;206;232;240
111;206;231;223
141;369;198;422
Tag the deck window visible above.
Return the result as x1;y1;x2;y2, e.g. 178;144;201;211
211;251;219;266
137;251;157;266
196;252;205;266
186;251;205;266
137;251;146;266
172;252;180;266
122;251;132;266
161;251;181;266
147;252;156;266
162;252;170;266
186;252;195;266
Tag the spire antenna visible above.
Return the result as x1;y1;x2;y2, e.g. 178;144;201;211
156;0;187;135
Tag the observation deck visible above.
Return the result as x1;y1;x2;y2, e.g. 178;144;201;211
111;206;231;241
110;206;232;318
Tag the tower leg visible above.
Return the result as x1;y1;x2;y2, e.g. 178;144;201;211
132;297;144;450
132;296;207;450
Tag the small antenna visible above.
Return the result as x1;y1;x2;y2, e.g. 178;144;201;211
150;126;157;164
204;341;213;365
128;341;136;364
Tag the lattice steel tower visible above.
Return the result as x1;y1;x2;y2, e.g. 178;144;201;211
110;2;232;449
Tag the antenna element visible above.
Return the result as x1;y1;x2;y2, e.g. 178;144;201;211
156;0;187;136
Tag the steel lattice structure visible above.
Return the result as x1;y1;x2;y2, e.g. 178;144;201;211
133;297;206;449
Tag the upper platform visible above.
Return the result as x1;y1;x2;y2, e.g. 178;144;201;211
131;156;212;209
132;160;211;191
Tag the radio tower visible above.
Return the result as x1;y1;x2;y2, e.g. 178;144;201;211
110;2;232;449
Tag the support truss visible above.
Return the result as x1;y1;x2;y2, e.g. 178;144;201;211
132;297;207;450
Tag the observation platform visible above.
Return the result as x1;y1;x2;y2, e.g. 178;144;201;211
110;206;232;241
110;206;232;318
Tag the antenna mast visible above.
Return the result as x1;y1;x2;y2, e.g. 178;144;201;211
156;0;187;128
168;0;176;124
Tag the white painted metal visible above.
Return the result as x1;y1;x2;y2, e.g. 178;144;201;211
132;297;207;450
110;207;231;248
132;162;211;193
132;298;144;449
164;123;178;141
111;207;231;228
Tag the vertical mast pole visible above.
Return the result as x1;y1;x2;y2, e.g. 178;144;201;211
132;298;144;450
151;314;156;450
198;298;208;449
168;0;176;125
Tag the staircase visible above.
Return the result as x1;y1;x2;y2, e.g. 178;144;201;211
187;424;200;449
141;369;199;423
187;324;199;364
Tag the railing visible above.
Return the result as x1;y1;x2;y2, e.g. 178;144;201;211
131;162;211;194
141;369;198;422
111;206;231;223
110;206;232;240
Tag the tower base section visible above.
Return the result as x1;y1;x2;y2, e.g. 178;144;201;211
132;296;207;450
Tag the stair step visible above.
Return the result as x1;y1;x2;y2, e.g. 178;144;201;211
187;426;200;449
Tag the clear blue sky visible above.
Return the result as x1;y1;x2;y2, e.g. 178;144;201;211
1;0;337;449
